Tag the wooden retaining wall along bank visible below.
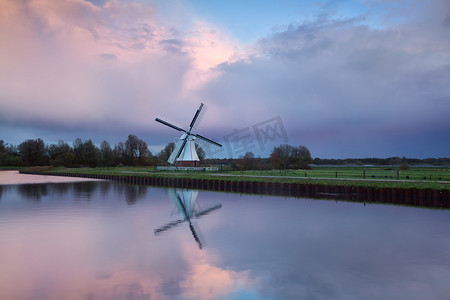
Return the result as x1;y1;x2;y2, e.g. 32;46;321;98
20;171;450;208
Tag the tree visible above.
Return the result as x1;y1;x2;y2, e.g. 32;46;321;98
240;151;256;170
113;142;125;166
388;157;402;165
269;152;284;169
0;140;5;154
47;140;74;166
400;156;410;170
270;144;312;169
0;142;22;166
136;138;152;165
124;134;151;166
291;145;313;169
124;134;139;165
73;138;100;167
73;138;84;165
100;140;113;167
18;138;48;166
195;144;206;161
0;140;6;166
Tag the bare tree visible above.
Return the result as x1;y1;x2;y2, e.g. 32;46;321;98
125;134;152;166
137;138;152;165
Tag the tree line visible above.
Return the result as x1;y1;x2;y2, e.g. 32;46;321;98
206;154;450;171
1;136;448;169
0;135;156;167
1;136;314;170
205;144;314;170
312;157;450;166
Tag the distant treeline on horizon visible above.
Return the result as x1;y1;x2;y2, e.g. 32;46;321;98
1;137;449;169
204;157;450;167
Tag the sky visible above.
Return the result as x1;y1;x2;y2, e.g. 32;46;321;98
0;0;449;159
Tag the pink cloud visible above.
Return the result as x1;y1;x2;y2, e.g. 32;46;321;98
0;0;239;133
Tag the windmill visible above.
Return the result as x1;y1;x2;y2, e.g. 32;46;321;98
154;188;222;249
155;103;222;167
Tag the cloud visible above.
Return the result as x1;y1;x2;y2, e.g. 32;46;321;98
0;0;448;157
98;52;117;61
199;0;450;157
0;0;238;141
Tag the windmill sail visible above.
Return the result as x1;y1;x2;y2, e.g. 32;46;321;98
189;103;204;130
195;133;222;147
155;118;186;133
168;138;186;164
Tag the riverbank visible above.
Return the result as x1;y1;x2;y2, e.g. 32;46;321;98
19;169;450;208
21;165;450;189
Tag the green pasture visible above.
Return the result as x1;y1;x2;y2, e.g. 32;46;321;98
229;167;450;182
42;165;450;190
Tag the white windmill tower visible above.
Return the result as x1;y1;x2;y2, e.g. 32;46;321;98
155;103;222;167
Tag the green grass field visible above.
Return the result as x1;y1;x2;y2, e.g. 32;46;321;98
41;165;450;190
229;167;450;182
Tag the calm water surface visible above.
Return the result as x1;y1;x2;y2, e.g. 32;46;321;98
1;172;450;300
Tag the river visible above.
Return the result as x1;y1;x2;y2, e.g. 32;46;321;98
1;171;450;299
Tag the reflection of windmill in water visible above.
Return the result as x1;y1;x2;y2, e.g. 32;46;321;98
154;189;222;249
155;103;222;167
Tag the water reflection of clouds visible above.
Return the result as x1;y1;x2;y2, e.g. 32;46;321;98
180;261;258;299
203;195;450;300
176;241;268;300
1;183;450;300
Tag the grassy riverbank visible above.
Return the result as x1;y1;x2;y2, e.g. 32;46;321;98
34;166;450;191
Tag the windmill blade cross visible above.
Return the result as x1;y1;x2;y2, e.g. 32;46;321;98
189;103;204;130
175;191;204;249
155;102;221;165
155;118;186;133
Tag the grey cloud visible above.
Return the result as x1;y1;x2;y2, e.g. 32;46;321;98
258;15;368;59
108;25;155;50
159;39;185;54
201;1;450;157
98;53;117;61
1;0;448;159
0;0;197;148
86;0;106;7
